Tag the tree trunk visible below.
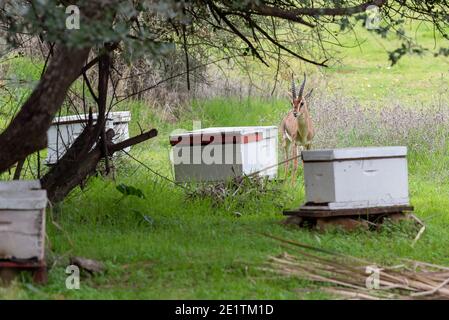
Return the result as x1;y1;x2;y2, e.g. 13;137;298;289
41;129;115;203
39;50;159;204
41;128;158;203
0;46;90;173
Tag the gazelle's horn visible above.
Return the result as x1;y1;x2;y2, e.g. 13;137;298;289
291;74;297;100
298;72;306;97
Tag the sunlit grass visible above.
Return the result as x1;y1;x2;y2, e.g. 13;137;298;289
0;95;445;299
1;22;448;299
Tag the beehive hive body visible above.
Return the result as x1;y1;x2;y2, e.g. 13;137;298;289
303;147;409;209
0;181;47;261
170;126;278;182
46;111;131;164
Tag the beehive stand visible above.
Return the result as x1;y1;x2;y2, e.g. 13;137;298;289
0;260;47;284
284;147;414;231
283;204;414;231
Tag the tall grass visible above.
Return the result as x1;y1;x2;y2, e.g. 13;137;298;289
37;93;449;298
54;94;449;230
159;95;449;178
1;96;448;300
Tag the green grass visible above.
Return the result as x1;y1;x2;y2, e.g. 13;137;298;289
1;96;448;300
322;22;449;104
241;20;449;105
1;22;449;299
9;172;449;300
7;167;449;299
0;57;42;131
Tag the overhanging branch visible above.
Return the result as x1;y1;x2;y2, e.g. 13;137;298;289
207;0;269;66
250;0;389;19
249;18;328;66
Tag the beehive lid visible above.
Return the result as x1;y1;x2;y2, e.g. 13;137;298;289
52;111;131;125
110;111;131;123
53;113;97;125
170;126;277;146
302;146;407;162
0;180;47;210
0;180;42;191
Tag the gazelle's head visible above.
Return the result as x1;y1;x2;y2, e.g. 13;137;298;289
290;73;313;118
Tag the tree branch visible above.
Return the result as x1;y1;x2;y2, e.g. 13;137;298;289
0;45;90;173
79;42;119;77
82;72;99;103
109;129;158;153
250;0;388;19
249;17;328;66
42;128;158;203
207;1;269;66
97;52;111;174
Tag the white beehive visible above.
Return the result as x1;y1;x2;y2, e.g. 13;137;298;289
170;126;278;182
302;146;409;209
46;111;131;164
0;180;47;261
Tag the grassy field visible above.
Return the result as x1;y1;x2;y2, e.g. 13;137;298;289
1;23;449;299
323;21;449;104
237;20;448;105
2;95;449;299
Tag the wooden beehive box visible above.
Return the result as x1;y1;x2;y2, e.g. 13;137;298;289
302;146;409;209
0;180;47;261
46;111;131;164
169;126;278;182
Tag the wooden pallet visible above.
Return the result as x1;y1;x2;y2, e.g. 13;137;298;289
0;259;47;285
283;204;414;231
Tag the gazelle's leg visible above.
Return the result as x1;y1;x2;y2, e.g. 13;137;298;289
283;139;290;179
291;143;299;184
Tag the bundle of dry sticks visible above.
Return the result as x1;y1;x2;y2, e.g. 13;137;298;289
262;235;449;300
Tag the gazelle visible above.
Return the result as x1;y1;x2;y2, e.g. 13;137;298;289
280;73;315;182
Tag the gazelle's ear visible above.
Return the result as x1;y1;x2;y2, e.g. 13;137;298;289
287;91;293;100
305;88;314;100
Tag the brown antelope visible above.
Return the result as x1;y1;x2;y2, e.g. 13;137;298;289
280;73;315;182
